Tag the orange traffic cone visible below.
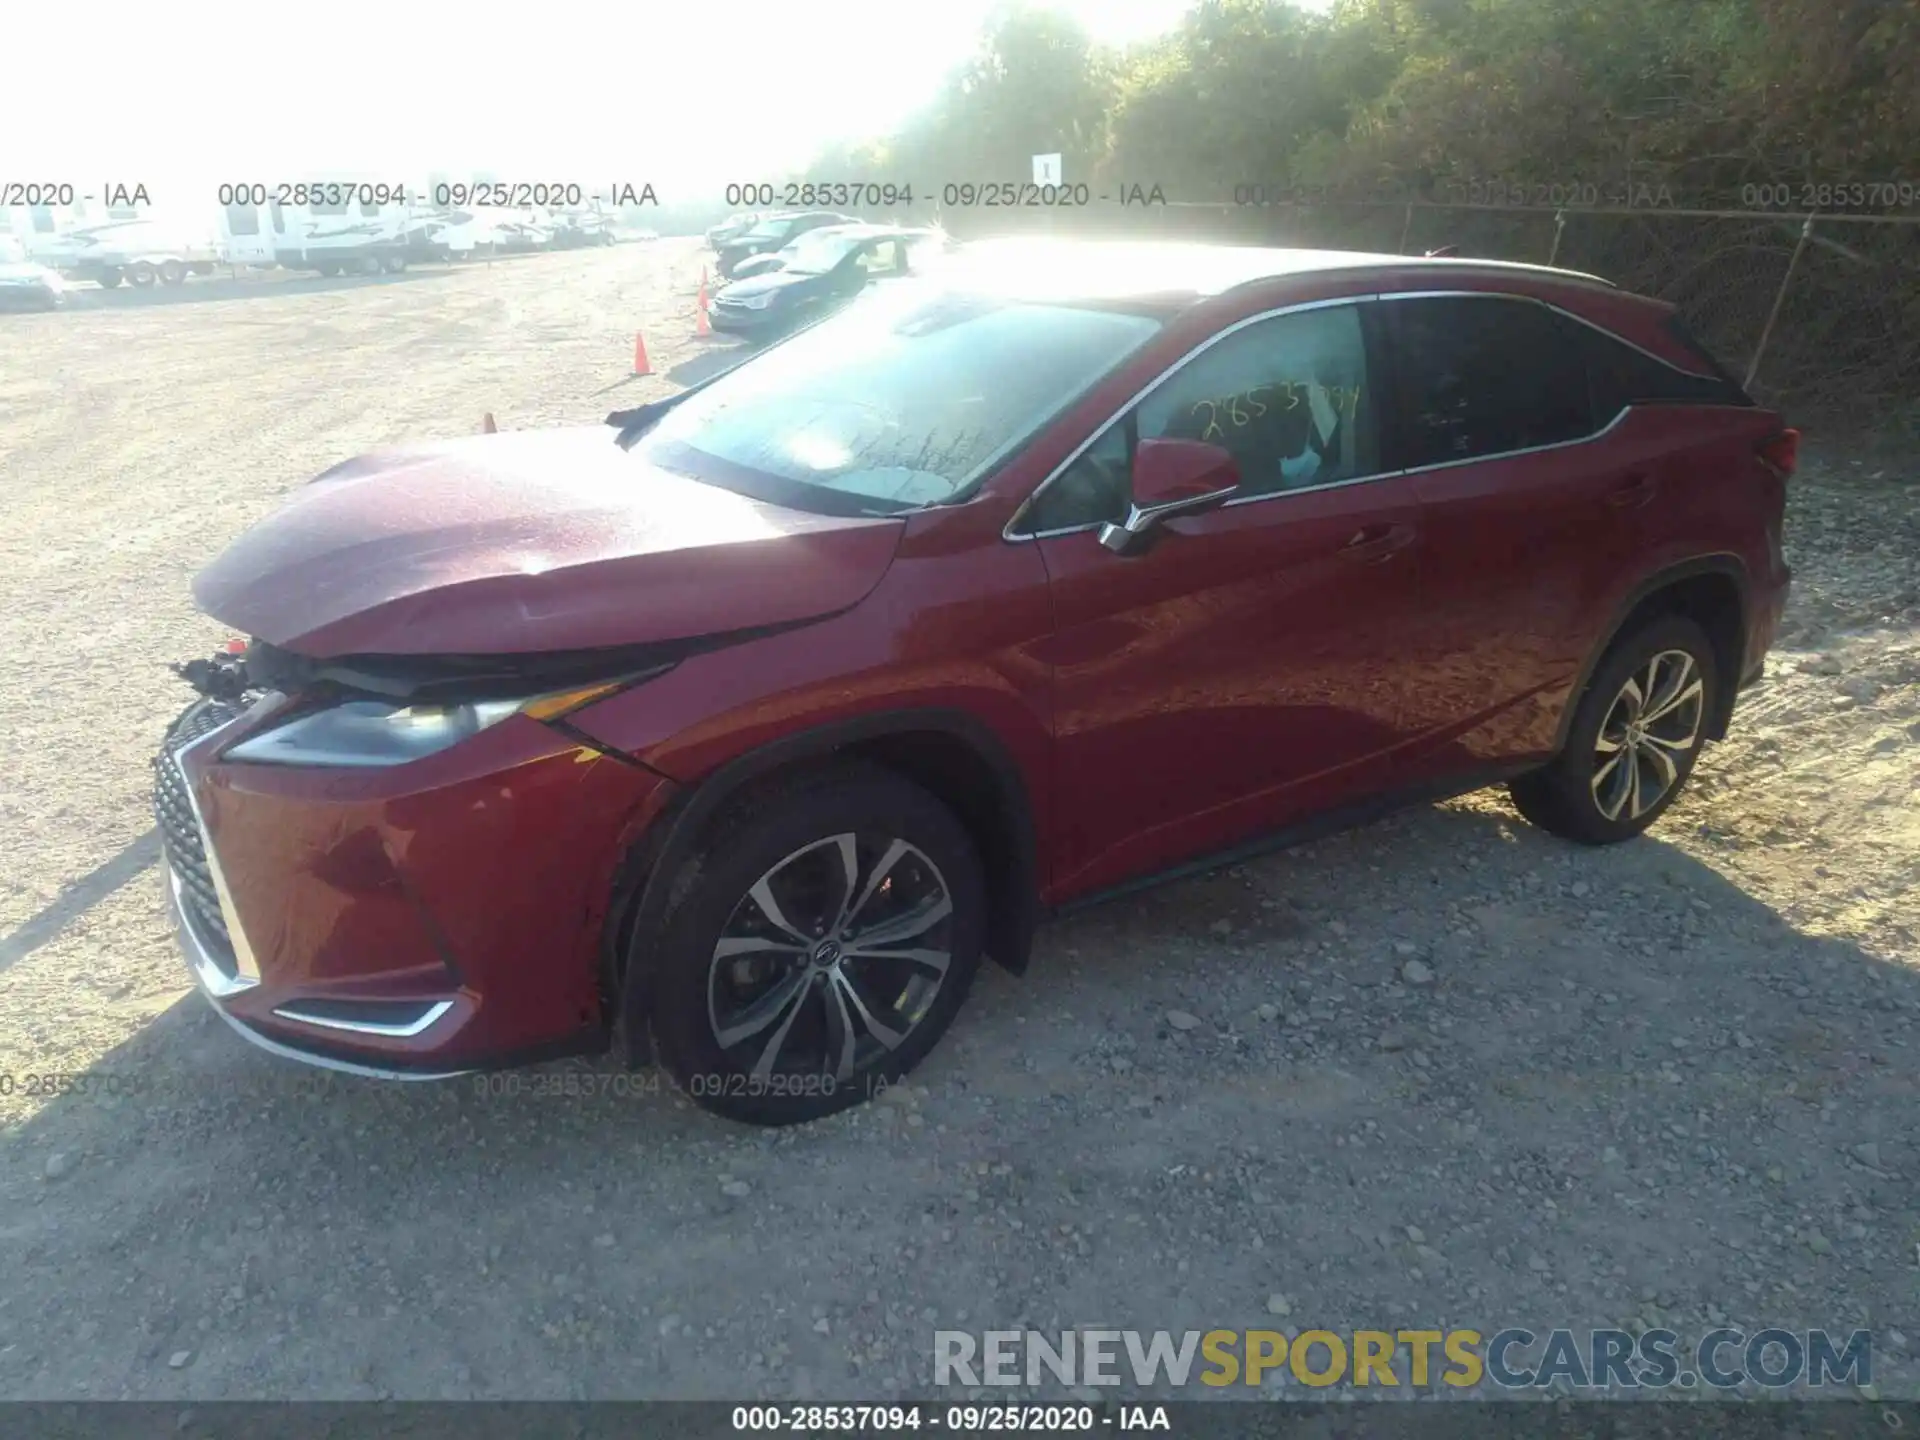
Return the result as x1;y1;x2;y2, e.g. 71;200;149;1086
632;332;652;375
695;276;711;336
482;412;497;434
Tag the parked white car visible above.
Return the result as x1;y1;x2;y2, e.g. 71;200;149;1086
0;235;68;309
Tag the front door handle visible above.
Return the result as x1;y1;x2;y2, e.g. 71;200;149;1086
1607;472;1658;509
1338;522;1417;564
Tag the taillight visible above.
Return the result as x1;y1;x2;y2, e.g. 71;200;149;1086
1757;428;1800;479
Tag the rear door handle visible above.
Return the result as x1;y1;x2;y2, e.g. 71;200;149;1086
1606;472;1658;509
1338;522;1417;563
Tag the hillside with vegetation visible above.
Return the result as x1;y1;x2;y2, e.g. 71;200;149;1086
807;0;1920;427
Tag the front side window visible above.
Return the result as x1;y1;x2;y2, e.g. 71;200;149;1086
1019;302;1378;533
226;203;260;237
857;239;904;276
632;282;1161;513
1387;296;1595;467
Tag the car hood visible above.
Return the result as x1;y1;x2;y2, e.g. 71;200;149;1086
194;426;904;658
718;270;817;301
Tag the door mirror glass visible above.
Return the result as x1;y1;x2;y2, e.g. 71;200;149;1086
1098;438;1240;556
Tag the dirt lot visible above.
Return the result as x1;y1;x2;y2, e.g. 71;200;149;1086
0;240;1914;1403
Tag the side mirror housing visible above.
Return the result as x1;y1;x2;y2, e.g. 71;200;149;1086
1098;438;1241;556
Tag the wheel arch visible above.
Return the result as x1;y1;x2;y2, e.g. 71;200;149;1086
1554;555;1750;754
609;708;1042;1065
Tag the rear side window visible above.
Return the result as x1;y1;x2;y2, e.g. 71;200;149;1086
1386;296;1593;467
1578;321;1751;424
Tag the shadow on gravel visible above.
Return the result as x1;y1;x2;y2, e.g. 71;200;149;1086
4;800;1912;1397
667;343;756;386
0;828;159;977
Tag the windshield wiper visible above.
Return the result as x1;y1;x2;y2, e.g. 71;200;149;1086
606;354;762;449
605;394;685;449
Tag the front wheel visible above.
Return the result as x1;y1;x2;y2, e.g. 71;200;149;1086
127;262;156;287
646;764;986;1126
1509;614;1718;844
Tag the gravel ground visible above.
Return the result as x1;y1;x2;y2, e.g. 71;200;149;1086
0;243;1913;1402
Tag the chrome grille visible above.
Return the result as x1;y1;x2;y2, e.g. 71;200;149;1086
153;699;242;961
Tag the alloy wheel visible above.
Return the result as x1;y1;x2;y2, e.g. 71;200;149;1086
1591;648;1705;822
706;833;955;1083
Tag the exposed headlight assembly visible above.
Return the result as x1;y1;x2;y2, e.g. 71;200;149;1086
223;682;623;768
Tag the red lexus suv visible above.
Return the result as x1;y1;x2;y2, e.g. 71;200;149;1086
155;240;1795;1124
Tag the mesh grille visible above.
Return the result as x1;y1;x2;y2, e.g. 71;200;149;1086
153;699;243;961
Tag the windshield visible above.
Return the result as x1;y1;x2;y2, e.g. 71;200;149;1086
631;282;1161;513
741;217;796;242
781;231;862;275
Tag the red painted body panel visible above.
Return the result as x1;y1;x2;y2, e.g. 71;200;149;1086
187;705;674;1065
567;496;1061;874
1034;474;1428;897
160;246;1794;1076
193;427;904;657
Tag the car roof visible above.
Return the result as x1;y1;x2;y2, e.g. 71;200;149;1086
933;239;1613;304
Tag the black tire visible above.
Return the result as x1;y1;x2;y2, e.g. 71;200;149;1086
646;763;986;1126
1509;614;1718;845
381;253;407;274
316;263;341;277
96;267;123;288
127;263;156;288
158;260;187;285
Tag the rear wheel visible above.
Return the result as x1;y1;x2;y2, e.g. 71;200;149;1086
381;253;407;274
158;260;187;285
316;263;341;277
646;764;986;1126
127;263;156;288
96;267;123;288
1509;615;1717;844
358;254;383;276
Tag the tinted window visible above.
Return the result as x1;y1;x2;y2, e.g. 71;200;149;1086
1022;303;1377;532
1023;421;1132;534
1580;321;1749;422
225;203;260;237
1388;296;1594;467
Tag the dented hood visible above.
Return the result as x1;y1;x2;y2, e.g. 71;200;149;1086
194;427;904;657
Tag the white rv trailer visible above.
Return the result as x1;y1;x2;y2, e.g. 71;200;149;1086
3;198;221;286
217;180;440;274
0;195;145;266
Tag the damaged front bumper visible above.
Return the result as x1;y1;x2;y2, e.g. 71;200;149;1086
153;648;677;1079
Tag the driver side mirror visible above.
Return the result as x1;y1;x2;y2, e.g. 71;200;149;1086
1098;438;1241;556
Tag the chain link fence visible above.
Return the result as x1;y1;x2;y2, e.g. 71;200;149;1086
931;199;1920;430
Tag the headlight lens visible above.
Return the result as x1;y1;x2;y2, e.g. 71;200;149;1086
738;290;775;310
224;681;621;768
